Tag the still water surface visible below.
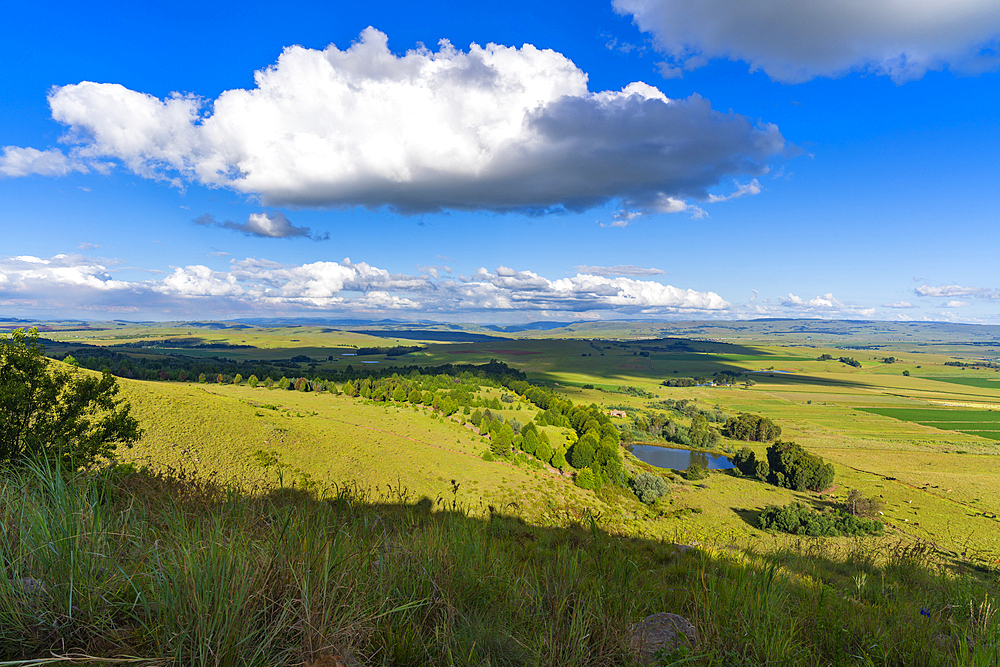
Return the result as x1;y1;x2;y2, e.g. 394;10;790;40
629;445;735;470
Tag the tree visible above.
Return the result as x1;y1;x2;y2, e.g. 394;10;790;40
550;449;567;470
766;441;834;492
233;373;243;385
688;414;712;448
574;467;596;490
248;374;259;388
521;429;538;456
490;423;514;457
0;328;141;467
570;433;597;469
535;438;553;464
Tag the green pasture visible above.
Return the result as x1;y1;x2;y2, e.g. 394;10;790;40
923;375;1000;389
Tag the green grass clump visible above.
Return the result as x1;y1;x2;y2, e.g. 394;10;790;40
0;460;998;665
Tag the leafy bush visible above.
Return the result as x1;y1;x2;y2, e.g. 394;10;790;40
730;447;769;481
766;441;834;492
846;489;885;518
758;502;884;537
629;472;669;504
722;413;782;442
682;464;709;481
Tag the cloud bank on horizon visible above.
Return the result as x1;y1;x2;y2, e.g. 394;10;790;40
2;252;986;322
0;27;785;217
0;253;730;318
614;0;1000;83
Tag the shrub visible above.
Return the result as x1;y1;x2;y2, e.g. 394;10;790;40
233;374;243;385
521;430;538;456
846;489;885;518
759;502;884;537
535;438;552;464
248;375;259;388
722;413;782;442
682;464;709;481
766;441;834;492
550;449;567;470
730;447;770;481
629;472;669;504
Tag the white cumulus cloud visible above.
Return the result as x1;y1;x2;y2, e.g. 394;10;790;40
11;28;785;215
0;254;130;291
0;147;90;178
781;292;844;309
614;0;1000;83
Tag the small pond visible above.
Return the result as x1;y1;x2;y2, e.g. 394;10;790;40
629;444;734;471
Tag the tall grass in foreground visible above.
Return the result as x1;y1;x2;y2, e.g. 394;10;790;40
0;461;996;666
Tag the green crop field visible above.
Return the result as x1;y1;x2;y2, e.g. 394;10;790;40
923;376;1000;389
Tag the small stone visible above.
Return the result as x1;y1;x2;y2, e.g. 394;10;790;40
627;612;698;665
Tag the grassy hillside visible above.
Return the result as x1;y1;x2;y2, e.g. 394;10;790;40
6;320;1000;663
1;461;997;666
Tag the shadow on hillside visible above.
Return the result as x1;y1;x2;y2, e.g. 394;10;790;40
9;462;996;665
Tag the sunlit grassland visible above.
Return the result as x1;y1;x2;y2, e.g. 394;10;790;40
116;380;603;524
71;324;1000;566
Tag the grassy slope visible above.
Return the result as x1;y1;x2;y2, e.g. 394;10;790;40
118;379;602;524
107;328;1000;562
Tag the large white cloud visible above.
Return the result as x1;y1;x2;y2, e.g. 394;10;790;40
0;254;131;291
614;0;1000;83
10;28;784;215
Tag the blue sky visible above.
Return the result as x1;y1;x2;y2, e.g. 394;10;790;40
2;0;998;323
